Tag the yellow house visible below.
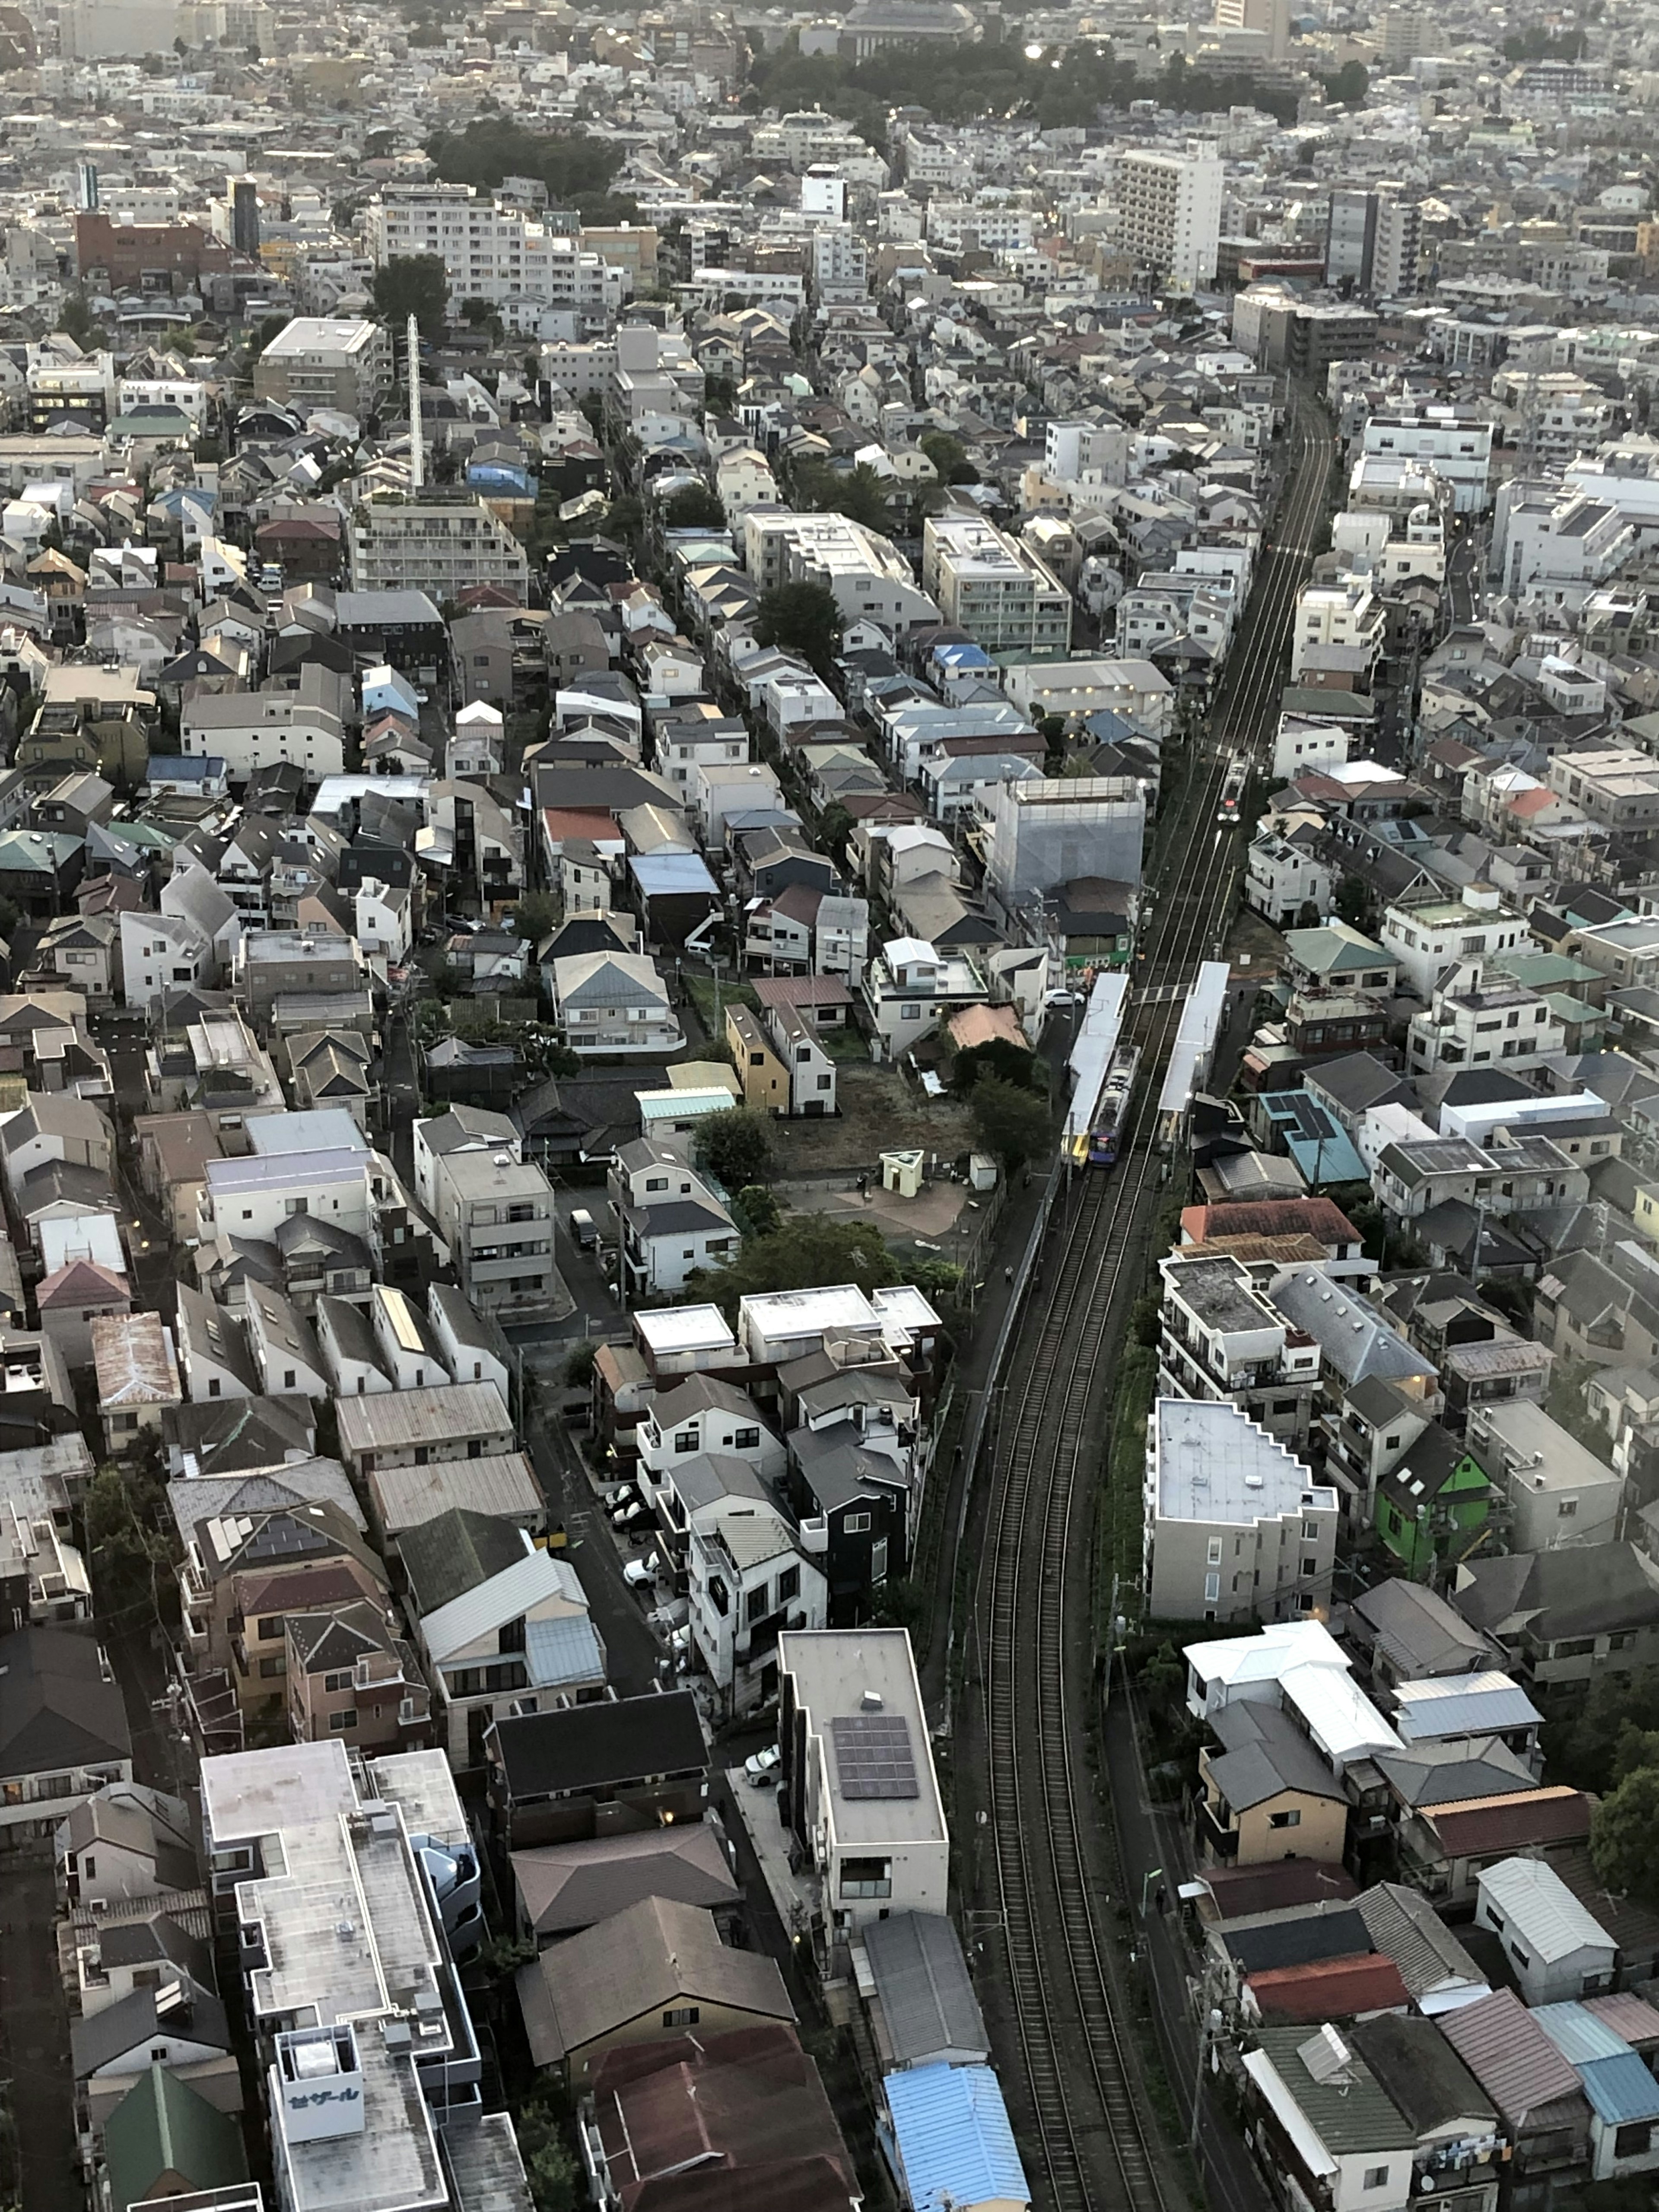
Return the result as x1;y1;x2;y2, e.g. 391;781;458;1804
1196;1703;1350;1868
725;1003;788;1114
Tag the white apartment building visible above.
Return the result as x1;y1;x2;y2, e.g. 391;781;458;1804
1381;893;1528;999
348;495;528;599
1116;145;1224;289
199;1740;512;2212
1157;1252;1321;1453
1360;412;1493;515
1547;747;1659;829
686;1497;827;1719
1405;962;1567;1076
921;514;1073;655
743;510;939;631
809;224;868;301
1289;581;1384;682
777;1628;948;1941
1145;1397;1339;1626
1491;483;1635;610
1272;713;1352;780
368;184;622;327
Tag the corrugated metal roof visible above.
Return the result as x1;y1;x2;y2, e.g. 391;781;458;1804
884;2063;1029;2212
1532;2002;1629;2067
420;1549;586;1663
1579;2052;1659;2127
1583;1993;1659;2048
1478;1857;1615;1964
525;1614;605;1689
863;1912;988;2067
1437;1988;1584;2123
1393;1671;1542;1743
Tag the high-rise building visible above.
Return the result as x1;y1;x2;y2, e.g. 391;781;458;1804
230;174;259;257
1116;145;1224;289
1324;188;1421;296
1213;0;1289;60
1379;2;1430;62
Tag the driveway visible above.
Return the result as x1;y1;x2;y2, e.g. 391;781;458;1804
0;1855;80;2212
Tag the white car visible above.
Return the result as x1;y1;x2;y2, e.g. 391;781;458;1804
623;1554;660;1590
744;1744;782;1787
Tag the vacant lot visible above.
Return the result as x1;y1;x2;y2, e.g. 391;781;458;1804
772;1061;975;1176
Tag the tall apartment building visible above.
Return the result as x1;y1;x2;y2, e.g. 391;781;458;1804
348;493;528;600
921;514;1073;655
1214;0;1289;60
253;316;391;418
1361;410;1494;515
1325;189;1421;296
1144;1397;1339;1625
1378;2;1430;60
367;184;623;327
1116;145;1224;289
808;223;868;301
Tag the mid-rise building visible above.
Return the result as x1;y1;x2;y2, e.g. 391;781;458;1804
367;184;623;330
252;317;392;419
1325;190;1421;296
1157;1252;1321;1453
1360;412;1494;515
1144;1397;1338;1624
921;515;1072;655
348;494;528;600
1116;145;1224;289
199;1739;526;2212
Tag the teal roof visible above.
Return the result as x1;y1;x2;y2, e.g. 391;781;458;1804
885;2063;1030;2212
0;830;81;871
102;2063;248;2211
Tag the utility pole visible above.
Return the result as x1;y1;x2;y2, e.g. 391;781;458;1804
407;313;424;493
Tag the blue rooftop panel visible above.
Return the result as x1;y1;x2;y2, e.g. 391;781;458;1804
1578;2052;1659;2126
885;2063;1030;2212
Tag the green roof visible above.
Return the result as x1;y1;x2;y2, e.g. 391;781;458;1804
1492;950;1602;992
102;2063;248;2211
1255;2027;1418;2155
96;819;180;850
1282;922;1390;975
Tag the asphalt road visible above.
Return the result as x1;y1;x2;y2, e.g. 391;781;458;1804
0;1856;79;2212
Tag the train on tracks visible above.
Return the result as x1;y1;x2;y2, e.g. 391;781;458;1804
1217;756;1248;824
1087;1044;1142;1167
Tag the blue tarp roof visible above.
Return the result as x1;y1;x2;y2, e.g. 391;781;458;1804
885;2063;1029;2212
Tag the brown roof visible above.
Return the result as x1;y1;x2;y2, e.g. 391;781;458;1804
92;1311;180;1408
1247;1952;1409;2024
1437;1987;1587;2129
592;2022;853;2212
1198;1859;1360;1923
512;1825;739;1938
1420;1786;1592;1859
751;977;855;1011
1182;1196;1362;1245
1182;1233;1331;1268
37;1259;127;1308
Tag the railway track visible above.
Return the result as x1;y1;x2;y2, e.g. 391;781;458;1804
967;393;1335;2212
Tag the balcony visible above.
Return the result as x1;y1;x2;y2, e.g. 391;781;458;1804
1194;1795;1239;1862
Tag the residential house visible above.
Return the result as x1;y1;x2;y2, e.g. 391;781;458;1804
1474;1858;1617;2004
0;1625;132;1841
550;949;681;1056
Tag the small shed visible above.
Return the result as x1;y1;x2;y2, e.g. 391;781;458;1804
1475;1857;1617;2006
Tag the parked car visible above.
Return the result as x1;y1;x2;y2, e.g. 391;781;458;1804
617;1505;654;1535
744;1744;781;1787
623;1554;660;1589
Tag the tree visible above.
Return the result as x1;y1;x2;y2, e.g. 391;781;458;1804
58;291;98;346
426;118;640;224
755;580;843;674
969;1074;1052;1170
515;2094;581;2212
690;1216;902;1316
795;457;893;533
1546;1666;1659;1794
1321;58;1369;105
736;1183;784;1236
369;254;448;346
1333;874;1376;935
952;1036;1039;1096
661;482;726;531
818;802;853;860
920;430;979;486
1295;899;1322;931
1592;1765;1659;1902
601;493;644;547
512;891;557;946
694;1108;778;1190
563;1339;597;1386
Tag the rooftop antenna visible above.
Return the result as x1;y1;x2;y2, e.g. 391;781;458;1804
407;313;423;494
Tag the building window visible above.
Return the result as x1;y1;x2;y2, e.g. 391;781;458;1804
329;1709;358;1732
1268;1808;1301;1829
1207;1537;1223;1564
1204;1573;1220;1602
663;2006;699;2028
1363;2171;1390;2192
844;1512;871;1534
840;1856;892;1899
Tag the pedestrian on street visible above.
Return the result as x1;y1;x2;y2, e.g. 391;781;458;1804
1156;1884;1168;1916
1004;1265;1014;1286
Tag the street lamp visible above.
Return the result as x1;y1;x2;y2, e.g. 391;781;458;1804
1140;1865;1163;1918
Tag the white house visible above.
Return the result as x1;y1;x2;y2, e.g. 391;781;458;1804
1473;1858;1616;2005
550;950;681;1056
686;1495;826;1717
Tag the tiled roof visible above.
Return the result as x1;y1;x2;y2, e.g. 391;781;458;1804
1423;1787;1592;1859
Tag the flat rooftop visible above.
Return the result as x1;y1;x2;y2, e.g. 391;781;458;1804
1154;1398;1334;1526
779;1627;947;1853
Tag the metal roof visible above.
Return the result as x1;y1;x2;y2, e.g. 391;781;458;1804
861;1912;988;2067
884;2063;1029;2212
1532;2002;1629;2067
418;1549;585;1664
1392;1672;1542;1744
524;1614;606;1690
1437;1987;1586;2125
1579;2052;1659;2127
1478;1857;1615;1964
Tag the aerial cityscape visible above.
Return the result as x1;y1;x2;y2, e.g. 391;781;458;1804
0;0;1658;2210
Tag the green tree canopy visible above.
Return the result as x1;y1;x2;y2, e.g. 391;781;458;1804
1321;58;1370;105
370;254;449;346
694;1107;778;1191
920;430;979;486
1545;1665;1659;1793
755;580;843;673
249;310;291;357
969;1074;1052;1170
661;482;727;531
1592;1765;1659;1902
736;1183;784;1237
794;457;894;533
952;1037;1040;1095
511;891;557;945
690;1216;902;1316
426;118;639;222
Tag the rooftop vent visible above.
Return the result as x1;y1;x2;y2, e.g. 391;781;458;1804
860;1688;884;1712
